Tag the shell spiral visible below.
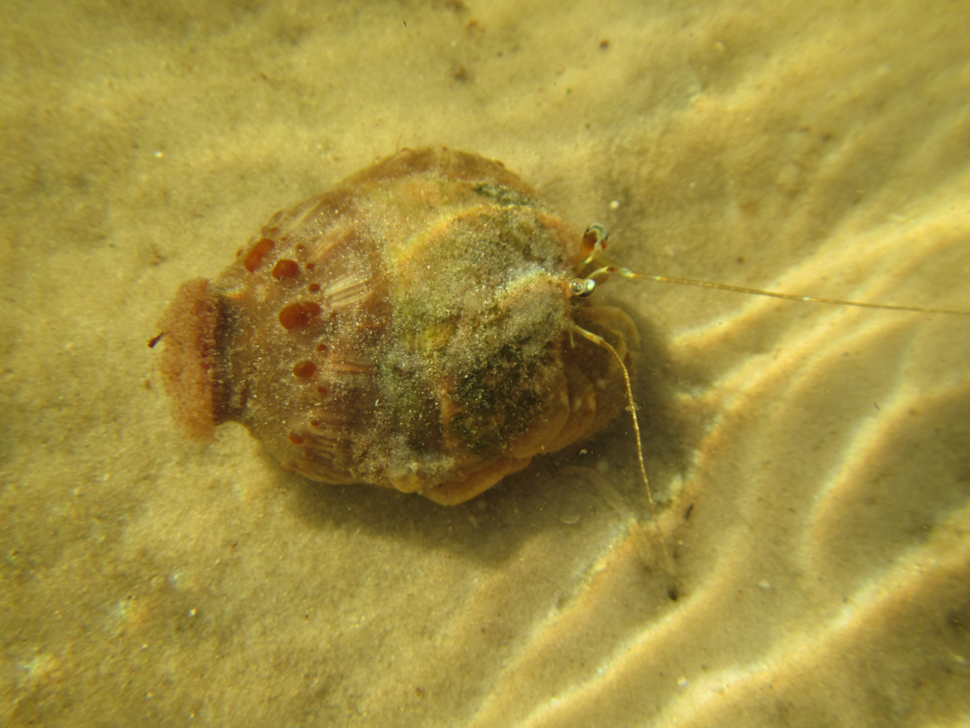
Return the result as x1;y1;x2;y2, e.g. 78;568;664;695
158;148;638;504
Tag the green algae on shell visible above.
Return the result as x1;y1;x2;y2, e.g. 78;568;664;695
157;148;638;504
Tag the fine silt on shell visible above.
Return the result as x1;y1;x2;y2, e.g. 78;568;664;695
157;148;638;504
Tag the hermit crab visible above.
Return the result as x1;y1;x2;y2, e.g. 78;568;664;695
156;147;968;507
157;148;640;505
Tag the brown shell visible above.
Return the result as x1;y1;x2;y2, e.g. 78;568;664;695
158;148;638;504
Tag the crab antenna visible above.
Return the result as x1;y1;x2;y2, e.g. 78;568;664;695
581;223;970;316
579;223;609;267
606;267;970;316
571;322;675;577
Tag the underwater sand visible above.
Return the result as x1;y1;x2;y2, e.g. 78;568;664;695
2;1;969;725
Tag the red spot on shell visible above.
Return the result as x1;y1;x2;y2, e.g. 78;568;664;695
244;238;275;272
279;302;322;330
306;263;316;271
289;431;306;445
309;419;320;427
316;342;329;353
316;386;328;396
293;360;318;378
272;259;301;279
308;283;321;293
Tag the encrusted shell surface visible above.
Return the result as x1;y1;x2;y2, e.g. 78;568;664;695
158;148;638;504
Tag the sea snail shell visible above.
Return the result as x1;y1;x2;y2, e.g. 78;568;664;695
157;148;638;505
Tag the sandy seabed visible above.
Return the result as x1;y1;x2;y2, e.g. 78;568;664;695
2;1;969;726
